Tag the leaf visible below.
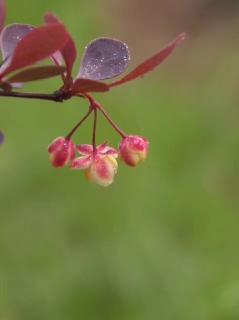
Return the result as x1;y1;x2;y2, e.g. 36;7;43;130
8;65;66;82
0;0;6;33
0;23;68;78
73;78;109;93
44;12;77;75
77;38;130;81
0;24;35;61
109;33;186;88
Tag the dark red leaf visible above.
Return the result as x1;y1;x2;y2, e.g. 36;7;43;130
109;33;186;88
8;65;66;82
44;12;77;75
0;23;68;78
73;78;109;93
0;0;6;33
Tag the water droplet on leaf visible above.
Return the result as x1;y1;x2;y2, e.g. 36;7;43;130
77;38;130;81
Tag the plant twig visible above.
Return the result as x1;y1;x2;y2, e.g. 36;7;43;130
0;90;64;102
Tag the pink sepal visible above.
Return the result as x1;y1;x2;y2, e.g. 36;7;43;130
76;144;93;155
71;156;92;170
96;143;107;153
97;143;118;158
48;136;65;153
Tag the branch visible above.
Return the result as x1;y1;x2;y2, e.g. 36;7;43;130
0;90;64;102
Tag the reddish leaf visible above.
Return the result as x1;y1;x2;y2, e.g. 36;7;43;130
109;33;186;88
73;78;109;93
44;12;77;75
0;0;6;33
8;65;66;83
0;23;68;78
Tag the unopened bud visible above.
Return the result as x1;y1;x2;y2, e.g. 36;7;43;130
48;137;75;168
120;135;149;167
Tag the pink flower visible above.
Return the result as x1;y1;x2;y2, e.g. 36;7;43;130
120;135;149;167
71;143;118;186
48;137;75;168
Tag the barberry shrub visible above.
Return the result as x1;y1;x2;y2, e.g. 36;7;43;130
0;0;185;186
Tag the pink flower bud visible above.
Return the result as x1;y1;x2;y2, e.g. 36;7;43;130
85;155;118;187
119;135;149;167
48;137;75;168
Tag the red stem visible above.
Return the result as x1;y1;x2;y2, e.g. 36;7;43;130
84;93;127;139
65;106;93;139
97;104;127;138
92;108;97;153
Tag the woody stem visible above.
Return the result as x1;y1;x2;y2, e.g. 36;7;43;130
0;90;64;102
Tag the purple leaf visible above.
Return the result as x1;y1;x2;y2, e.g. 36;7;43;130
0;24;68;78
77;38;130;81
0;24;35;61
0;24;35;74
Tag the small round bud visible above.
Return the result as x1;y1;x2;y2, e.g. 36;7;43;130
120;135;149;167
48;137;75;168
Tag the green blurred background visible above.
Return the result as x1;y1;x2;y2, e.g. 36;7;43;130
1;0;239;319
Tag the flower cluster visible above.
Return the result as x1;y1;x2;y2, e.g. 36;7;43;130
48;135;149;187
0;0;185;186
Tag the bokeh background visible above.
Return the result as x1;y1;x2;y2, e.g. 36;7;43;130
1;0;239;319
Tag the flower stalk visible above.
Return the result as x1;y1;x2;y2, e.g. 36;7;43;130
65;106;93;140
92;108;98;153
